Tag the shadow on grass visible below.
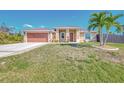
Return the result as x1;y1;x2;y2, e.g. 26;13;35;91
60;43;93;48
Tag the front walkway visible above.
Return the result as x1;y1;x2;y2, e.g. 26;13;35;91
50;42;79;44
0;43;48;58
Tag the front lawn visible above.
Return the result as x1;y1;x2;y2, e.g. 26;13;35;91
0;43;124;82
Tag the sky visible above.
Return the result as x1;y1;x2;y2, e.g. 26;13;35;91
0;10;124;32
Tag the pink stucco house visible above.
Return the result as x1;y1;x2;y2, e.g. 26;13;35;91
24;26;97;43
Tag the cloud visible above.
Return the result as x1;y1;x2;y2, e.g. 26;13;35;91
23;24;33;28
9;26;17;29
40;25;45;28
9;26;14;28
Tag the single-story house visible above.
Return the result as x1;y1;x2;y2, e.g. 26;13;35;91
24;26;97;43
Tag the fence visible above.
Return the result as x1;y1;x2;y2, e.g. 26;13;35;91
96;34;124;43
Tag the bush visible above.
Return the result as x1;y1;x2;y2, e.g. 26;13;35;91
0;32;23;44
78;43;92;48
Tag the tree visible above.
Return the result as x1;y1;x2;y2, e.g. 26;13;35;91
104;13;123;45
88;11;123;46
88;12;107;46
9;26;16;34
0;22;10;33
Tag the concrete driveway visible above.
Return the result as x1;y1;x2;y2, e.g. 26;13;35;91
0;43;48;58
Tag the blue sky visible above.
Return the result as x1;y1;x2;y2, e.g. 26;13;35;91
0;10;124;32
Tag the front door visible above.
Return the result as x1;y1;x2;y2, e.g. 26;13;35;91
70;33;73;42
60;32;65;42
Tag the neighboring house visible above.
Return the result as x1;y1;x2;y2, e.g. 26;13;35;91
24;26;97;43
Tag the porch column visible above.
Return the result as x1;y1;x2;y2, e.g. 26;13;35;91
76;29;80;42
66;28;69;42
56;29;59;42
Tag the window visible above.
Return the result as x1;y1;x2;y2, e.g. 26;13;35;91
85;33;91;39
54;29;56;31
62;33;64;38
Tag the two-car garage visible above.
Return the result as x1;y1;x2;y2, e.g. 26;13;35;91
24;28;51;42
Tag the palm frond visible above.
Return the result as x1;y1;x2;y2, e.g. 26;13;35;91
88;23;98;31
113;14;124;20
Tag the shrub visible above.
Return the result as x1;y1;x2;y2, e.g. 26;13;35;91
78;43;92;48
0;32;23;44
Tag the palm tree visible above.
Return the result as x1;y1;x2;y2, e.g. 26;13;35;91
103;13;123;45
88;12;107;46
0;22;10;33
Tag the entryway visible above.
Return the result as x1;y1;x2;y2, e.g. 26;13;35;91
70;33;74;42
60;32;65;42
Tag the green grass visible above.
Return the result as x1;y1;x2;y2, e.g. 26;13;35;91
0;43;124;82
108;43;124;50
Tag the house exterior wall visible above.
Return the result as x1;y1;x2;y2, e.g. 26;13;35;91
80;32;85;42
52;32;56;42
66;29;69;41
24;31;27;42
48;32;53;42
76;29;80;42
90;32;97;41
56;29;59;42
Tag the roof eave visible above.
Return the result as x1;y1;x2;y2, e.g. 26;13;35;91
24;29;54;32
